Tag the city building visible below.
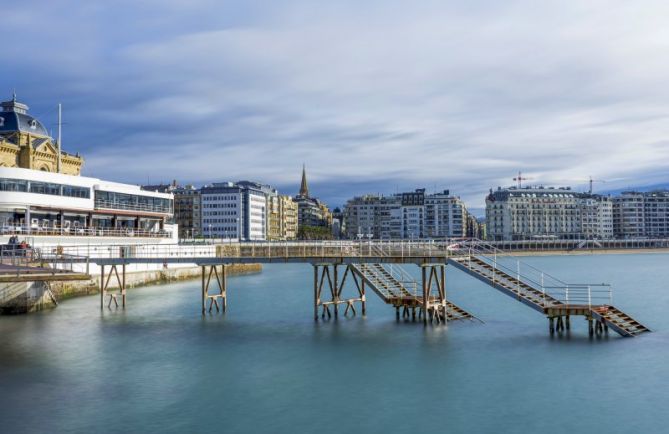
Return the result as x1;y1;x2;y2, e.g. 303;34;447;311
278;195;298;240
343;189;469;239
465;214;485;239
200;181;266;241
267;193;298;240
0;166;173;237
485;186;613;241
0;93;83;175
613;190;669;238
266;194;281;240
142;181;202;239
330;207;344;239
294;165;332;238
424;190;467;238
343;194;398;239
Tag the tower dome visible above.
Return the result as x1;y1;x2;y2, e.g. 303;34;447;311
0;92;50;137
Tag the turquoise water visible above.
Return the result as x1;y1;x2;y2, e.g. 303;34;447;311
1;254;668;434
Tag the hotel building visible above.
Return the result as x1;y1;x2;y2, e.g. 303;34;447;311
485;186;613;241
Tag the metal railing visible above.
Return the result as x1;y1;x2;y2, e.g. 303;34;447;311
1;225;172;238
452;239;613;308
0;246;37;267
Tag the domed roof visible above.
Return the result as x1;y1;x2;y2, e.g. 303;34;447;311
0;93;50;138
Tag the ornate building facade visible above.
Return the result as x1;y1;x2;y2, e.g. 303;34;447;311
0;94;83;175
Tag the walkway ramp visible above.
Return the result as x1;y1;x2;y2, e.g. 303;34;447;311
448;241;650;337
350;263;475;321
590;306;650;337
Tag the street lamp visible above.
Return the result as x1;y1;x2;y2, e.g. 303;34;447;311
208;224;212;242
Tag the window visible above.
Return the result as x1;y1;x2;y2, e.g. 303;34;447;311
62;185;91;198
30;182;61;196
0;178;28;192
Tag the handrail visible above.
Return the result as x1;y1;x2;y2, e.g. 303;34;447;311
459;239;569;286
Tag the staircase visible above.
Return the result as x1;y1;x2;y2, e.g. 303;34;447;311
350;262;475;322
448;240;650;337
590;306;650;337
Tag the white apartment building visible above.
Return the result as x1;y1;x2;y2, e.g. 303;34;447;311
200;182;266;241
425;190;467;238
581;196;614;239
485;186;613;241
343;189;468;239
613;191;669;238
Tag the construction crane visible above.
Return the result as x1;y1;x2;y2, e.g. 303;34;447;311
575;176;606;194
513;171;533;188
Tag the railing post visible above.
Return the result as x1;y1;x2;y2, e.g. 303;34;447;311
588;286;592;309
541;272;545;306
516;261;520;296
492;250;496;284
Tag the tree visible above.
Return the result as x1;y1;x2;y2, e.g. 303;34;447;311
298;225;333;240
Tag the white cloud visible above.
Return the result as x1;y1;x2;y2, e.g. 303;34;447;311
3;0;669;207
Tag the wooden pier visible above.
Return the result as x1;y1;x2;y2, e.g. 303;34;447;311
39;240;650;337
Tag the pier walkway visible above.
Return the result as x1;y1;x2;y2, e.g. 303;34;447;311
38;240;649;337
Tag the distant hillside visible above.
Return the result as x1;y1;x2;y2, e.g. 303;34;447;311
602;182;669;195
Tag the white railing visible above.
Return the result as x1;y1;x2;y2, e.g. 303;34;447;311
452;239;613;308
38;240;454;263
1;225;172;239
543;285;612;309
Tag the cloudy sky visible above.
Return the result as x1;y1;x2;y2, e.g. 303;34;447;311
3;0;669;212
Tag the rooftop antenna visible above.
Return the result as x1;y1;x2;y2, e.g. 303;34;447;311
57;103;62;173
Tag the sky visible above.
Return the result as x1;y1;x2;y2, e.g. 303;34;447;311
2;0;669;213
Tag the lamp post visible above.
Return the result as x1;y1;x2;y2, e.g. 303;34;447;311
208;224;212;242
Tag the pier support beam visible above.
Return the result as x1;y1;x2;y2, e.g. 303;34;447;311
313;264;365;321
201;264;227;315
100;264;126;309
421;264;447;325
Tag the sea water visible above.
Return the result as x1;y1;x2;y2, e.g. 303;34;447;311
1;253;667;434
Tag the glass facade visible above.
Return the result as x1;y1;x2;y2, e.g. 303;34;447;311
95;191;172;214
0;177;90;198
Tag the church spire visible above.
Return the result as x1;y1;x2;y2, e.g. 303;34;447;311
299;164;309;198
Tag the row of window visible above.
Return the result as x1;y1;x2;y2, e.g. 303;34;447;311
95;191;172;213
0;178;90;198
204;203;237;208
203;195;238;201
